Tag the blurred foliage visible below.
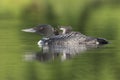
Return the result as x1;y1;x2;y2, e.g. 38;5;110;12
19;0;119;40
0;0;119;40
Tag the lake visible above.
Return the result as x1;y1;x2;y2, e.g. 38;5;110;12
0;20;119;80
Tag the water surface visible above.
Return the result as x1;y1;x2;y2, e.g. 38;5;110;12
0;20;119;80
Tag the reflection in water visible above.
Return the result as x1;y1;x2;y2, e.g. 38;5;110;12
24;44;103;62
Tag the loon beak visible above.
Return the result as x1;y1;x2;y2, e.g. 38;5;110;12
22;28;36;33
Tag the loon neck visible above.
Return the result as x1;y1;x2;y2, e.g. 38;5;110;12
45;32;55;38
43;27;55;37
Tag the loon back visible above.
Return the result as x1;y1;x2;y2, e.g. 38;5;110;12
38;31;108;47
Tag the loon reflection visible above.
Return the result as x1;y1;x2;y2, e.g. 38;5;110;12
24;44;102;62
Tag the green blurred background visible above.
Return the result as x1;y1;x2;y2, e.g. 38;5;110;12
0;0;120;80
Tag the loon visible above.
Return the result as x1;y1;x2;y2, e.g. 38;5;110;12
22;24;108;47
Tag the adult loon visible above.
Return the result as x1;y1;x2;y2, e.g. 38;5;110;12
22;24;108;47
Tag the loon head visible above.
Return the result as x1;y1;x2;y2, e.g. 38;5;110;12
59;26;72;34
22;24;55;37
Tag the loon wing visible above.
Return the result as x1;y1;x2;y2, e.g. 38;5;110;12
46;31;108;45
46;32;88;45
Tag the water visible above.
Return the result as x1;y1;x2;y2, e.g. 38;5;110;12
0;20;120;80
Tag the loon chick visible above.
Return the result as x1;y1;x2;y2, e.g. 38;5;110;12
59;26;72;34
22;24;59;37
